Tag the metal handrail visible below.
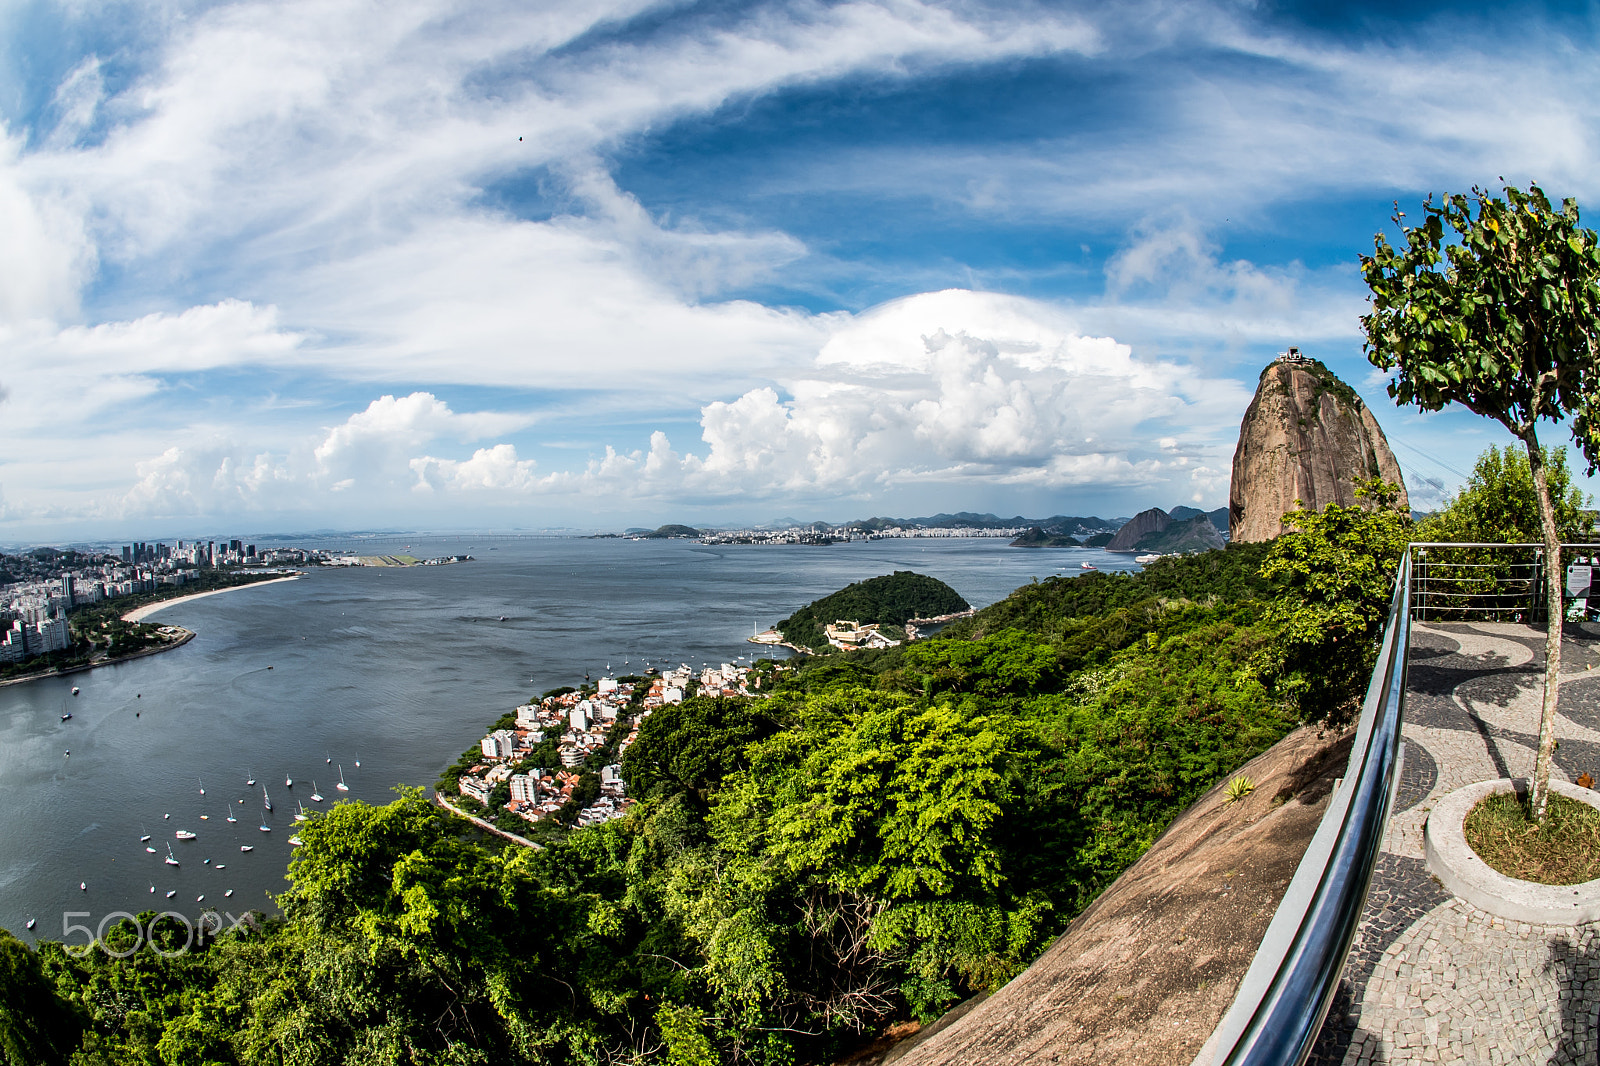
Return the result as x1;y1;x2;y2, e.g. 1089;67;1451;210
1201;539;1600;1065
1200;552;1412;1066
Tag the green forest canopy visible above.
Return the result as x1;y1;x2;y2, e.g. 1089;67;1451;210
776;571;970;650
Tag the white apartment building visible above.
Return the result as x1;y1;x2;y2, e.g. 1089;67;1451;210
480;729;517;759
509;773;540;803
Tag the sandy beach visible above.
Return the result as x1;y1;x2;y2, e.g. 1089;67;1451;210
121;574;302;622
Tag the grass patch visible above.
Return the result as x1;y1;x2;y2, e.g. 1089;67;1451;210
1463;790;1600;885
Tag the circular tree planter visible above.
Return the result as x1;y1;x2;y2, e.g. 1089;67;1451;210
1425;778;1600;925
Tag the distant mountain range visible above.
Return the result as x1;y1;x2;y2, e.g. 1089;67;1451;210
618;508;1232;539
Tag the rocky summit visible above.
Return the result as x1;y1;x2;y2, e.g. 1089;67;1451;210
1228;350;1408;543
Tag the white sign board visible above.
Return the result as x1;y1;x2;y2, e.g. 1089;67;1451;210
1567;564;1592;597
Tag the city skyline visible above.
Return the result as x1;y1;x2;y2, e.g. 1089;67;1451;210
3;0;1599;539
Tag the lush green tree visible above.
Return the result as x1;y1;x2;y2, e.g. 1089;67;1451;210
622;696;779;804
1417;444;1593;543
1363;183;1600;815
1262;480;1413;722
0;932;80;1065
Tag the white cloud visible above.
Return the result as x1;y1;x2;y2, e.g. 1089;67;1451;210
411;444;542;493
313;392;533;491
85;291;1248;523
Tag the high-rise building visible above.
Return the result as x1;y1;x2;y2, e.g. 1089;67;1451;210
60;573;74;608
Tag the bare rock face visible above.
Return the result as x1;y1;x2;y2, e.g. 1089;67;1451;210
1229;352;1408;543
1105;507;1170;551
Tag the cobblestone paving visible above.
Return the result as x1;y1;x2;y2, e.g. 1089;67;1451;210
1307;622;1600;1065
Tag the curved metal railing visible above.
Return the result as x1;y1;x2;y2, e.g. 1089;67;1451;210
1199;551;1413;1066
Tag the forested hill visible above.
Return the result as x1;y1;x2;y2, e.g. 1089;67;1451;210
776;570;970;650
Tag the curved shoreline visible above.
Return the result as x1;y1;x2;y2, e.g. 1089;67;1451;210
121;574;302;622
0;628;196;689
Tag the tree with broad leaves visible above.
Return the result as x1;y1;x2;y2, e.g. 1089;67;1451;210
1361;182;1600;818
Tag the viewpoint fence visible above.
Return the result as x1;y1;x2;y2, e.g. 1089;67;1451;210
1199;542;1599;1066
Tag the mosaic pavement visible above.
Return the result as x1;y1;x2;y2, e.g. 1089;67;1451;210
1308;622;1600;1066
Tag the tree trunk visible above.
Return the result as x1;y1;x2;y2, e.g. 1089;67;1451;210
1524;434;1563;819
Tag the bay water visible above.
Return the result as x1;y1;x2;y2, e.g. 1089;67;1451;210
0;535;1140;943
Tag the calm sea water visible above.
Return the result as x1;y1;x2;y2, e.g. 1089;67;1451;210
0;536;1140;942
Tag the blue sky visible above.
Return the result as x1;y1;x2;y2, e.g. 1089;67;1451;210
1;0;1597;541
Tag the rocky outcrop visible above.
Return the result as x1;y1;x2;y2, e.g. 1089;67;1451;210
1229;351;1408;543
1137;514;1226;554
1104;507;1171;551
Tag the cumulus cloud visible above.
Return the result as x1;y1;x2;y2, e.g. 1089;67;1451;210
95;291;1249;522
313;392;534;491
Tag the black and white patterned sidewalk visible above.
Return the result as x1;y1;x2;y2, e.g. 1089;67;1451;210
1309;622;1600;1066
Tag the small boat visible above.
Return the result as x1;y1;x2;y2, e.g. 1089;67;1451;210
64;750;69;757
354;756;360;768
79;882;86;890
61;712;71;721
289;835;303;846
198;779;205;795
258;821;271;833
498;615;507;622
145;846;156;853
165;890;176;898
71;687;79;695
224;890;233;898
204;858;210;865
216;864;225;869
240;845;253;852
267;665;273;670
310;783;323;802
1080;562;1097;570
164;813;170;819
262;786;272;811
285;776;292;788
325;755;331;764
295;803;307;822
165;845;179;866
246;770;256;786
226;812;237;823
140;833;151;842
175;830;196;840
335;766;349;791
25;917;35;930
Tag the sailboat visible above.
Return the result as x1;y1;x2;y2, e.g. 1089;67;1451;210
285;775;293;788
289;835;303;846
246;770;255;786
310;782;323;802
354;756;360;768
145;846;156;853
198;778;205;795
335;766;349;791
295;802;307;822
258;816;271;833
164;845;179;866
166;890;176;898
239;845;253;852
25;917;35;930
226;809;237;823
262;785;272;811
224;890;233;898
140;831;151;842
